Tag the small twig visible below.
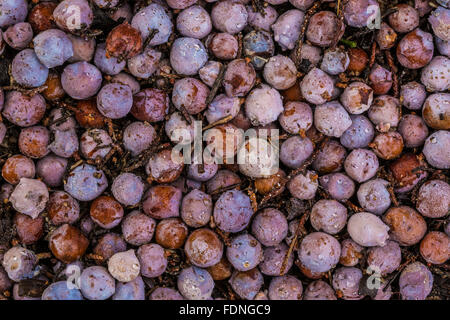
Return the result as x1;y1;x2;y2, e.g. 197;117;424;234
55;101;79;113
47;113;73;128
83;29;103;38
202;115;234;131
348;28;375;40
91;144;112;154
178;104;192;125
215;228;232;247
247;185;258;213
275;133;291;141
123;149;155;172
2;85;48;96
158;72;182;79
85;253;104;261
280;211;309;275
205;65;226;105
336;0;342;16
236;33;243;59
336;82;349;89
209;183;242;196
331;0;346;48
345;200;364;213
69;159;84;171
387;184;399;207
123;142;171;172
143;28;159;49
98;143;122;170
293;1;321;68
35;252;52;260
105;118;115;140
349;77;367;83
385;50;399;98
369;41;377;69
381;7;399;20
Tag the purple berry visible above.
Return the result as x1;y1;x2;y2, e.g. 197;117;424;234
61;62;102;100
332;267;363;300
178;266;214;300
53;0;94;33
310;199;348;235
137;243;167;278
177;5;212;39
304;280;337;300
170;37;208;75
268;275;303;300
251;208;288;247
12;49;48;88
211;1;247;35
181;189;213;228
300;68;334;105
121;211;156;246
79;266;115;300
3;22;33;50
213;189;253;233
298;232;341;273
228;269;263;300
131;3;173;46
399;262;433;300
33;29;74;68
64;164;108;201
111;173;145;207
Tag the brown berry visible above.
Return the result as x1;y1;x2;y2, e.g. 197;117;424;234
75;99;106;129
131;88;169;123
396;28;434;69
339;239;364;267
18;126;50;159
306;126;324;144
207;257;232;280
375;22;397;50
90;196;124;229
347;48;368;74
146;149;184;183
143;185;183;219
184;228;223;268
369;64;393;95
14;213;44;245
106;23;143;60
383;206;427;246
370;131;404;160
281;80;304;102
49;224;89;263
43;71;65;101
28;2;57;33
2;155;35;185
155;218;188;249
254;169;286;195
93;233;127;261
47;191;80;226
422;93;450;130
389;153;427;192
419;231;450;265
